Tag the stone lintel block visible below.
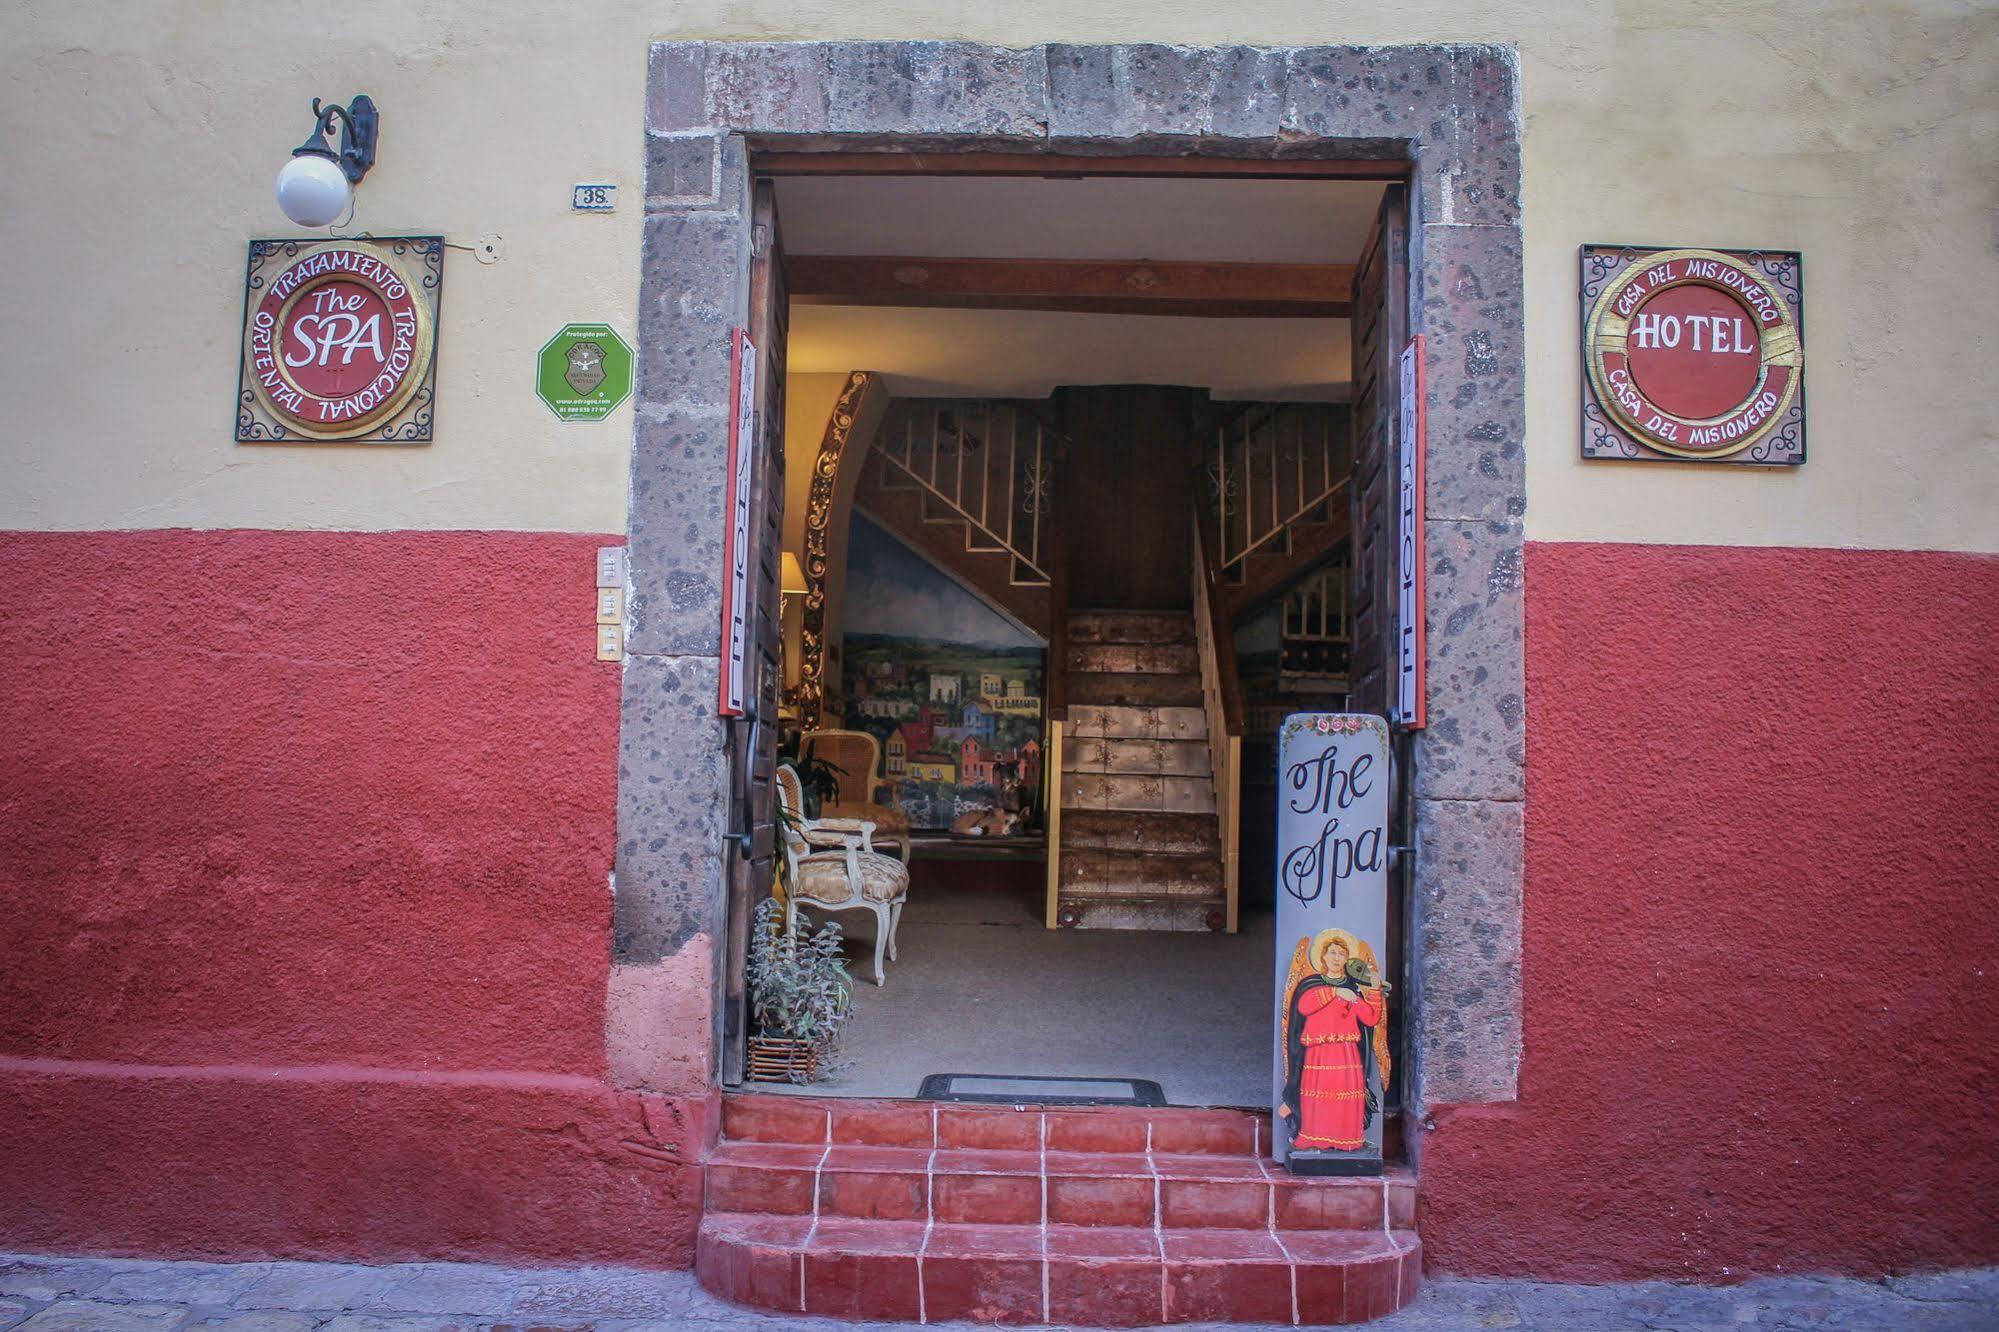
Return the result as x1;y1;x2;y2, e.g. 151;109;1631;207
1415;221;1526;523
1415;519;1524;803
614;653;729;966
1280;46;1444;145
635;208;747;413
819;42;1050;141
1045;43;1221;145
1411;795;1523;1107
625;411;731;660
645;132;746;212
648;40;711;133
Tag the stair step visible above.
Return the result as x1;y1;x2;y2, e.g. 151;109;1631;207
698;1212;1419;1324
1064;736;1210;777
1066;610;1195;645
724;1095;1269;1155
1059;848;1222;899
1068;673;1204;707
1063;771;1216;814
705;1138;1416;1233
1061;809;1221;856
1068;703;1207;742
1069;640;1200;674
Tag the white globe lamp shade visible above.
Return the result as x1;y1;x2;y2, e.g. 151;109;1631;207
275;153;352;227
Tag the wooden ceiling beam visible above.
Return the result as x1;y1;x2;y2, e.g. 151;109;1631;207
787;256;1354;319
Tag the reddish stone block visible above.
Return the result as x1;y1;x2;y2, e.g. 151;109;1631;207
816;1165;927;1221
937;1106;1043;1151
1153;1152;1267;1180
1163;1256;1294;1324
1342;1249;1402;1322
820;1143;931;1173
722;1095;828;1145
1047;1254;1165;1327
695;1215;811;1312
1387;1175;1417;1228
1045;1150;1152;1177
1161;1230;1289;1261
920;1250;1045;1324
803;1224;925;1320
1291;1254;1348;1325
1046;1224;1160;1259
710;1140;826;1169
936;1147;1043;1176
1159;1177;1270;1229
828;1099;935;1148
1274;1178;1378;1231
933;1170;1043;1225
923;1222;1043;1258
704;1162;816;1215
1045;1109;1148;1154
1397;1239;1422;1307
1149;1109;1260;1157
1047;1173;1155;1227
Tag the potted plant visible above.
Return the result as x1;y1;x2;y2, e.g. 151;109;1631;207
745;896;853;1084
777;737;846;817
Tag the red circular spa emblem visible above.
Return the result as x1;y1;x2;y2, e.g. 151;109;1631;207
1585;249;1802;459
243;242;433;438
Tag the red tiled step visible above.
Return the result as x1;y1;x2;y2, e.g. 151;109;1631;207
722;1092;1269;1155
704;1138;1417;1232
697;1211;1421;1326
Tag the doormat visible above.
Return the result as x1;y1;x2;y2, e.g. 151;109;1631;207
917;1074;1167;1107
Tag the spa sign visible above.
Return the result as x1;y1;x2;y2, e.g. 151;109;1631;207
236;237;443;443
1580;245;1804;465
1271;713;1391;1176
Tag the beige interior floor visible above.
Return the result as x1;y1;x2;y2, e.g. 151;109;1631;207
767;859;1275;1108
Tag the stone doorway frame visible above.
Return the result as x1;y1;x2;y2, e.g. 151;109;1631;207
613;41;1525;1119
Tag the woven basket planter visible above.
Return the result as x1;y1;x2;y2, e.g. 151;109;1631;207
746;1035;822;1085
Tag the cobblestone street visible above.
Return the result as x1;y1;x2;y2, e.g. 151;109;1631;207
1;1253;1993;1331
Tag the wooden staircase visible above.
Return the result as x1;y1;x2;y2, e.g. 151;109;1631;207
1054;611;1227;931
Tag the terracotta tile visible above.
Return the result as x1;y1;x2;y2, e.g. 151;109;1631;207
1045;1225;1159;1260
1148;1109;1259;1157
1397;1239;1423;1307
708;1140;825;1170
817;1167;927;1221
1164;1256;1294;1324
1044;1109;1148;1154
828;1099;935;1148
704;1162;816;1215
1292;1255;1348;1325
937;1106;1043;1151
933;1171;1043;1225
1152;1152;1267;1180
809;1217;928;1251
1274;1178;1378;1230
1388;1175;1418;1228
1280;1230;1391;1263
1343;1248;1402;1322
1046;1173;1155;1228
1044;1150;1151;1178
804;1246;922;1320
1160;1229;1288;1262
1159;1177;1270;1229
1046;1254;1164;1327
695;1217;809;1312
821;1143;931;1173
935;1147;1042;1176
722;1094;828;1146
920;1251;1045;1324
924;1222;1043;1258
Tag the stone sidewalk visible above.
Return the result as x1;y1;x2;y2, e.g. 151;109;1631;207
0;1253;1993;1331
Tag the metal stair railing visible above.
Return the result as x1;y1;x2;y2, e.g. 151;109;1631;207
877;398;1055;587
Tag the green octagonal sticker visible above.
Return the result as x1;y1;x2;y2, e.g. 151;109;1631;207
537;324;634;421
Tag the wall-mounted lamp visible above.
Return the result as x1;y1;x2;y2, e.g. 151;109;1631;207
274;95;379;228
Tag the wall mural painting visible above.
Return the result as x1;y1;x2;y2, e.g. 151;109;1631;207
839;514;1045;832
1272;713;1391;1174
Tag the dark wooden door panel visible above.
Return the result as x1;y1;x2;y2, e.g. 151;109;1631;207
1059;386;1199;611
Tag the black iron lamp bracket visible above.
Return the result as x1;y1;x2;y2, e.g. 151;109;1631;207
292;94;378;184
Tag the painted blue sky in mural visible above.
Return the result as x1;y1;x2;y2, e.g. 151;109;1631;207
845;514;1040;649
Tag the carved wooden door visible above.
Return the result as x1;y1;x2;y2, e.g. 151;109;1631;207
723;178;788;1085
1346;185;1409;720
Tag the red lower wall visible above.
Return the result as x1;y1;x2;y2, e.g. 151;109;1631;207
1421;542;1999;1281
0;529;705;1266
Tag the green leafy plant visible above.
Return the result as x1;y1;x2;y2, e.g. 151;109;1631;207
777;738;846;817
747;897;853;1076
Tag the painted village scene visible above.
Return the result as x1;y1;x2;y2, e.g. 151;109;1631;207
837;515;1045;833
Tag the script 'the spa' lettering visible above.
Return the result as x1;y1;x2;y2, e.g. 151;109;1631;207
1280;744;1382;907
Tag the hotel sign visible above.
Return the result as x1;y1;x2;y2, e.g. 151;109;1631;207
1272;713;1391;1176
1581;245;1804;465
236;237;443;443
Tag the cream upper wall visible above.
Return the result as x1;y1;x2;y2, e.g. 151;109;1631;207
2;2;1993;549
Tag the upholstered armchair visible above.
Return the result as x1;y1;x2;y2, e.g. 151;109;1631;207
776;764;910;986
799;728;911;862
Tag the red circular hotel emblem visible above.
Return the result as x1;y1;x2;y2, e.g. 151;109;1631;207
243;242;434;439
1585;249;1802;460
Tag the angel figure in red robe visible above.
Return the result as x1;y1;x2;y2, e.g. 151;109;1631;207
1279;927;1391;1153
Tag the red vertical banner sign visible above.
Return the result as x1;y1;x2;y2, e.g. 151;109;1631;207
719;329;759;716
1395;336;1427;730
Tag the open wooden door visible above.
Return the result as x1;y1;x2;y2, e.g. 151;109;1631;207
1346;183;1411;1114
722;179;788;1085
